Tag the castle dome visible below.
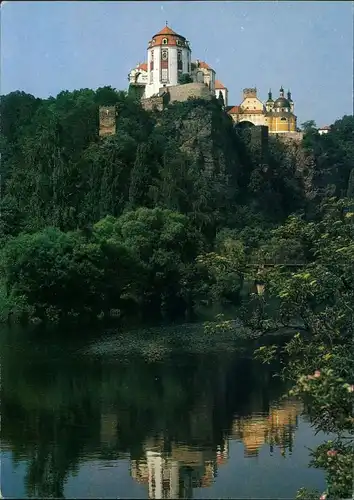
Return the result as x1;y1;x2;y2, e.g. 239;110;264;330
273;97;291;109
149;25;188;47
153;25;184;38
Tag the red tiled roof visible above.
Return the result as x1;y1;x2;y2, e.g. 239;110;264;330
215;80;226;90
137;63;147;72
150;25;186;46
197;61;211;69
227;106;241;114
155;26;178;36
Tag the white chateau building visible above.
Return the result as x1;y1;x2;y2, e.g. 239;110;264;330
128;25;227;104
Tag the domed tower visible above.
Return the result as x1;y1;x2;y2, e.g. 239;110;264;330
268;86;297;133
273;86;291;113
144;24;191;98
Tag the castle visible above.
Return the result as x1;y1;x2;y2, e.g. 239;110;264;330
126;24;299;137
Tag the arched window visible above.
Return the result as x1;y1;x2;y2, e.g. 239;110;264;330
196;71;204;83
162;38;168;45
280;117;286;121
177;49;182;70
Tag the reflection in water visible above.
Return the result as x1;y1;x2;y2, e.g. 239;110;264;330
1;331;318;499
128;399;302;498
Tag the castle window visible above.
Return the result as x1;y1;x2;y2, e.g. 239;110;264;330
280;117;286;121
161;68;168;82
161;49;168;60
176;39;181;46
162;38;168;45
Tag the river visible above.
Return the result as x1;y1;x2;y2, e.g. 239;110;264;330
1;324;329;499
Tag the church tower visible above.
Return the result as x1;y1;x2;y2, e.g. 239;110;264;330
144;24;192;98
266;86;297;133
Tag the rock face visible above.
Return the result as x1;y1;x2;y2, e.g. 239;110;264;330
174;102;239;180
284;140;318;200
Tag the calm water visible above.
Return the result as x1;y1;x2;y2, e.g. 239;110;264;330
1;326;329;499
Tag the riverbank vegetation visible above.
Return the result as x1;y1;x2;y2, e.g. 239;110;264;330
1;87;353;498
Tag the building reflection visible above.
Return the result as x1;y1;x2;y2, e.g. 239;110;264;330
130;441;228;499
230;398;302;458
126;398;302;498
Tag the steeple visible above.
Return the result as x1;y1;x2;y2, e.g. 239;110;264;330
279;86;284;97
267;88;273;101
287;89;292;101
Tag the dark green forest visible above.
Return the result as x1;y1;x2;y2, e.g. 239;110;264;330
0;86;353;325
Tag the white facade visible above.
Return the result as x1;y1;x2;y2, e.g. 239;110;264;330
127;27;228;101
146;451;180;499
215;87;228;107
144;44;191;98
128;65;148;86
193;63;216;92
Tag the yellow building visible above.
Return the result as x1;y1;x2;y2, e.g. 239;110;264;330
227;86;298;135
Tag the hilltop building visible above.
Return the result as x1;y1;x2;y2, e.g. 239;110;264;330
318;125;331;135
127;25;299;135
100;24;301;140
128;25;220;102
227;86;298;135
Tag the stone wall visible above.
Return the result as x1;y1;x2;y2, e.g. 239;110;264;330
141;95;165;112
275;131;304;142
168;82;213;103
99;106;116;137
141;83;212;111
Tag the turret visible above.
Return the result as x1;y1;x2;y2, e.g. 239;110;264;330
266;88;274;112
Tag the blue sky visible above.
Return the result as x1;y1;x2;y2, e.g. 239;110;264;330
1;1;353;126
